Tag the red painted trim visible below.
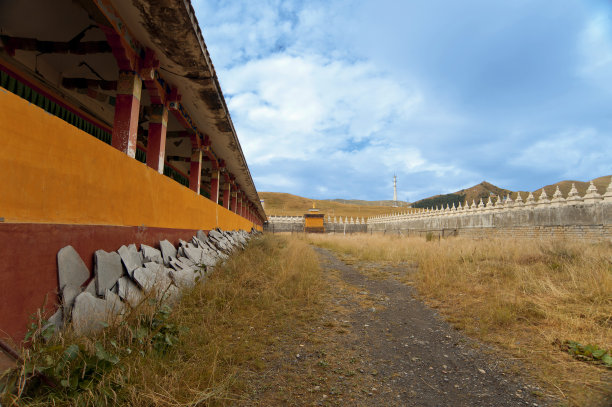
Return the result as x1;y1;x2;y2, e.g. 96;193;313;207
0;223;206;343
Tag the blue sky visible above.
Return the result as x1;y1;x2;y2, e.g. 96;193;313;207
194;0;612;202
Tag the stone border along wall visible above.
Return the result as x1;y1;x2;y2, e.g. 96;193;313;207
368;180;612;240
46;229;258;336
265;216;368;233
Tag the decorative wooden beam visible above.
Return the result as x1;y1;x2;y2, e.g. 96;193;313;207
0;35;111;56
61;78;117;91
92;0;142;71
140;49;169;105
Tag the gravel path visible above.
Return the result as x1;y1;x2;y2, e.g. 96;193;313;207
241;247;554;406
310;247;550;407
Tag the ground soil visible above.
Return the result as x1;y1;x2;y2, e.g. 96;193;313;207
239;247;556;406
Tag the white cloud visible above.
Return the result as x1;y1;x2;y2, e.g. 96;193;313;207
513;128;612;179
578;14;612;89
223;53;422;165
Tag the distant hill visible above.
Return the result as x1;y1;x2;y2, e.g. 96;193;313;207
260;175;611;218
526;175;610;200
412;181;511;209
411;176;611;209
324;199;410;207
259;192;398;219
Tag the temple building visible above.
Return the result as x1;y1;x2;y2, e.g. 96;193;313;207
304;203;325;233
0;0;265;343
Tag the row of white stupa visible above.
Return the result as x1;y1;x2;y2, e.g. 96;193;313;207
370;180;612;224
267;215;367;224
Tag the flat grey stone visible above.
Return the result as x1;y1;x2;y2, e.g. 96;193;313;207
191;236;205;248
71;292;113;335
177;246;185;257
62;285;80;309
200;253;218;267
184;246;205;263
57;246;90;290
104;289;126;318
94;250;123;297
117;245;142;276
163;284;181;305
168;257;184;271
178;257;195;267
159;240;177;265
117;276;144;308
141;244;163;264
133;266;173;299
143;261;163;270
196;230;207;242
170;268;196;290
42;308;63;334
208;229;224;241
84;279;96;296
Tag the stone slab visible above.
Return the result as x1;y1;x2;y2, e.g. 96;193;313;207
72;292;112;335
104;289;126;318
208;229;224;241
133;266;173;299
94;250;123;297
159;240;177;265
141;244;163;264
62;285;80;309
42;307;63;334
84;279;96;296
57;245;90;290
196;230;207;242
170;268;196;290
118;244;142;276
117;276;144;308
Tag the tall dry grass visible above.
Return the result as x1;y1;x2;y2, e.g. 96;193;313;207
2;234;322;406
308;234;612;406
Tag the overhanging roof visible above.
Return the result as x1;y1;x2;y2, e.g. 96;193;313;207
90;0;266;219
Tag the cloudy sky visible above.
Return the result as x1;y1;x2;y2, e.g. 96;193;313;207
194;0;612;202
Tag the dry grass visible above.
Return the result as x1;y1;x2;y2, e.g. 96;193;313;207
307;234;612;406
1;234;323;406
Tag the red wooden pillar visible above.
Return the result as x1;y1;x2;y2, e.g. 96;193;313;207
112;71;142;157
189;151;202;194
236;194;242;217
210;170;220;205
231;191;238;213
222;182;231;209
146;104;168;173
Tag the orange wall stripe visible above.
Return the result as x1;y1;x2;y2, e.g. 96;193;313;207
0;88;259;231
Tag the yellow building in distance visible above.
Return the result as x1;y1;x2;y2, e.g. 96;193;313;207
304;202;325;233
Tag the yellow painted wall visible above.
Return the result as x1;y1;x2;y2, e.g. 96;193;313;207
304;217;324;228
0;88;260;231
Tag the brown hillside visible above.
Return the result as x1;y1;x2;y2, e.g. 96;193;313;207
259;192;394;220
452;181;512;205
525;175;611;200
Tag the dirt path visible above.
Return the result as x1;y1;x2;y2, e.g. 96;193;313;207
242;247;552;406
